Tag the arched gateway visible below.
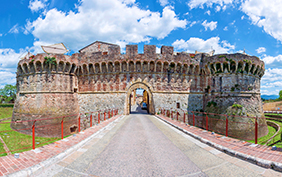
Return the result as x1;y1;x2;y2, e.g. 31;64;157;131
12;41;267;140
125;81;154;115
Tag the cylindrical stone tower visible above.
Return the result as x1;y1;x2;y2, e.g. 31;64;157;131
203;53;267;140
11;54;79;137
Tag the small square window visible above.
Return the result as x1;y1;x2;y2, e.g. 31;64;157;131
176;102;180;109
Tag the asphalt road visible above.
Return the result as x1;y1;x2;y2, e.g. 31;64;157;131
37;106;274;177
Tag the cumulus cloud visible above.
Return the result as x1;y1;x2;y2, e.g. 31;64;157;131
256;47;266;54
261;54;282;65
187;0;233;9
202;20;217;31
240;0;282;43
205;10;211;15
0;49;25;88
28;0;47;12
158;0;169;6
172;36;235;54
223;26;228;31
262;68;282;83
261;68;282;94
0;71;16;89
25;0;187;51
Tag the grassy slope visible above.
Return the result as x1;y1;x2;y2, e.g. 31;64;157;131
0;107;62;156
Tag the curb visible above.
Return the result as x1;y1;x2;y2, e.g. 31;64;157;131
7;115;125;177
154;115;282;172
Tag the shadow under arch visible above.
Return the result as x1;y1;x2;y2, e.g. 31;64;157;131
125;82;155;115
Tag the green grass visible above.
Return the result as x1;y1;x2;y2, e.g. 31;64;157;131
247;124;277;144
246;118;282;147
0;108;71;156
0;120;61;156
0;107;13;120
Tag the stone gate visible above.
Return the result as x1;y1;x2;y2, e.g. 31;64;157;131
11;41;268;139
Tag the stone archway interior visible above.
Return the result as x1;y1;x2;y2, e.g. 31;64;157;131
125;82;154;115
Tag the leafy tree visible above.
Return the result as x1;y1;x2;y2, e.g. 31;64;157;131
279;90;282;100
0;84;17;103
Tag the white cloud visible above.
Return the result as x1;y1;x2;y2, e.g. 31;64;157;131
256;47;266;54
187;0;233;9
222;5;226;11
0;48;25;88
156;47;161;54
205;10;211;15
261;81;282;89
230;20;235;25
202;20;217;31
28;0;47;12
26;0;187;51
240;0;282;43
223;26;228;31
262;68;282;82
172;36;235;54
261;68;282;95
215;5;221;12
0;34;2;37
261;54;282;65
0;71;16;89
9;24;20;34
190;21;197;27
158;0;169;7
241;15;244;20
261;89;280;96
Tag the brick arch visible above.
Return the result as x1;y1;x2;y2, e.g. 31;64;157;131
125;82;154;115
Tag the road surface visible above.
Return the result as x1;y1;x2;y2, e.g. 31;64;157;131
38;106;278;176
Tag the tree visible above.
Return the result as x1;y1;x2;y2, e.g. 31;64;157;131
279;90;282;100
0;84;17;103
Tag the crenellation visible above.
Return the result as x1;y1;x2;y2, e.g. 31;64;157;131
126;45;138;56
161;46;173;55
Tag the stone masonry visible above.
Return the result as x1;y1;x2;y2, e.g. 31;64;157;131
12;41;267;140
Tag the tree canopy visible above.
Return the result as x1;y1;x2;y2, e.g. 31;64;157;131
0;84;17;103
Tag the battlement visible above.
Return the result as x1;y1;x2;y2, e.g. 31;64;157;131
18;43;265;79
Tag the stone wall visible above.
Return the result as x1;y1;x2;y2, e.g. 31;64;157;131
12;41;267;140
78;93;125;114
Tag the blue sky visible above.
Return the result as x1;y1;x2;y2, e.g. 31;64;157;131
1;0;282;95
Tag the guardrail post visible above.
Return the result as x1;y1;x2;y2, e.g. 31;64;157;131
225;115;228;137
61;117;64;139
255;117;258;144
98;112;100;124
205;113;208;131
32;120;36;149
193;112;195;126
90;114;92;127
171;110;173;119
104;111;106;121
78;116;81;132
183;112;186;124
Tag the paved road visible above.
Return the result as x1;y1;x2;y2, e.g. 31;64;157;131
38;109;277;176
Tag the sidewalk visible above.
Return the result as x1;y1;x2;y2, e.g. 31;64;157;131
0;115;123;176
156;114;282;172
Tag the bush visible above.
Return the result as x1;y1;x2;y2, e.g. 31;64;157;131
0;104;14;107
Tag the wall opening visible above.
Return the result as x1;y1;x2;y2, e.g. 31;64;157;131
125;82;154;115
